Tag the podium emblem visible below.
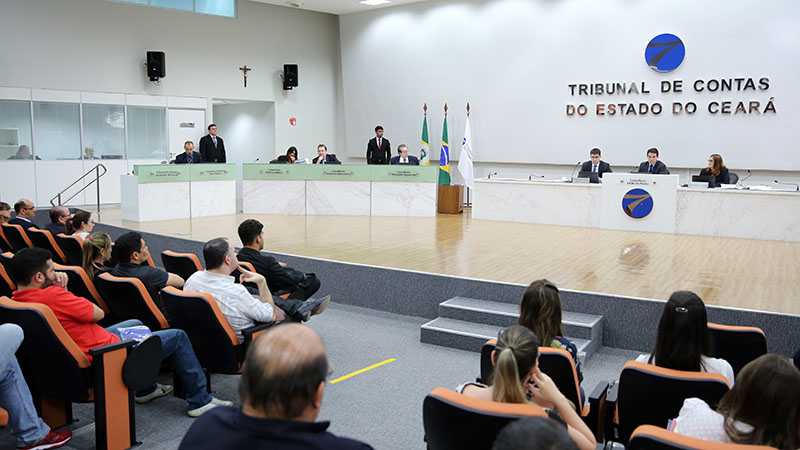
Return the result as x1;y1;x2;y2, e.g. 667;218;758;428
646;33;685;73
622;188;654;218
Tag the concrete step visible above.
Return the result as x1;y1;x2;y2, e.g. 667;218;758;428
438;296;602;342
420;317;594;360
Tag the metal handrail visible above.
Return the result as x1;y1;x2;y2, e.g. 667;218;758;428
50;164;108;213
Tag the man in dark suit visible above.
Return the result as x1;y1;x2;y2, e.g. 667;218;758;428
175;141;203;164
199;124;226;163
45;206;71;235
637;147;670;174
580;148;612;179
9;199;36;230
390;145;420;165
366;125;391;164
312;144;341;164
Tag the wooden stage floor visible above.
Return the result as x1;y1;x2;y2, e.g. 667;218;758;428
96;206;800;316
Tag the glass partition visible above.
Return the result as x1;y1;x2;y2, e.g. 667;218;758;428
0;100;33;160
196;0;236;17
82;104;126;160
150;0;193;11
32;102;81;160
127;106;167;160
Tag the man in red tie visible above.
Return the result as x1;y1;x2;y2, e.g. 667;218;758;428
366;125;391;164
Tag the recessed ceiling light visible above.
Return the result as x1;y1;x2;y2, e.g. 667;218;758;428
359;0;391;6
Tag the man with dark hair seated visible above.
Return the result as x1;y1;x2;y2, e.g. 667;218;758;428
178;323;373;449
111;231;184;319
44;206;71;236
0;323;72;450
493;417;578;450
9;248;232;417
184;238;328;340
237;219;321;301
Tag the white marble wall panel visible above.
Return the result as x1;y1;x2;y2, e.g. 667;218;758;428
371;182;437;217
35;161;86;207
0;161;36;204
121;175;190;222
90;159;126;205
473;179;602;227
600;174;679;234
306;180;370;216
191;180;236;217
676;189;800;241
243;180;306;215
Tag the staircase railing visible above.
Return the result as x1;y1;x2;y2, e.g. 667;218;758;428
50;164;107;213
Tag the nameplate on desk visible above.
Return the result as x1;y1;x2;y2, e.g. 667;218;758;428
134;165;190;183
190;163;236;181
621;178;653;186
307;165;372;181
242;164;308;180
371;166;438;182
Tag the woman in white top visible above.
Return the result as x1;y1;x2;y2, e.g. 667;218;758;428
671;354;800;449
69;210;94;239
458;325;596;450
635;290;734;386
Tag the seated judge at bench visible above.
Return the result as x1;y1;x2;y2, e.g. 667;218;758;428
580;148;612;179
637;147;670;174
175;141;203;164
390;144;419;165
699;154;730;187
275;146;298;164
312;144;341;164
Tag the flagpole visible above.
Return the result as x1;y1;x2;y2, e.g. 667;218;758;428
464;102;472;208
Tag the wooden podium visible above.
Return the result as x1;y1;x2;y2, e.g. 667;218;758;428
437;185;464;214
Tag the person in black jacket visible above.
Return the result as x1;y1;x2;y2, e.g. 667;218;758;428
237;219;321;301
198;124;226;163
636;147;670;174
175;141;203;164
312;144;341;164
698;153;731;187
366;125;391;164
9;199;36;230
580;148;612;179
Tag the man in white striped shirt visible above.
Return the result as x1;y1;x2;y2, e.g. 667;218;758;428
184;238;286;342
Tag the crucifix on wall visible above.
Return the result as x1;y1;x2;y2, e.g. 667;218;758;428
239;65;252;87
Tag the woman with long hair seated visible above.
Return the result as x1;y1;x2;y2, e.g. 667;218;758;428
670;354;800;449
636;290;734;386
69;211;95;239
699;153;730;187
458;325;595;450
81;231;113;281
518;280;584;400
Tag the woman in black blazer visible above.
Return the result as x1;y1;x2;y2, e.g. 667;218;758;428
699;153;730;187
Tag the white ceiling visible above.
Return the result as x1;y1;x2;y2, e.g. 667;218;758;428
248;0;430;15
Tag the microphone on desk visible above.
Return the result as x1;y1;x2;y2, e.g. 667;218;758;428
568;161;581;182
739;169;752;186
774;180;800;191
253;158;260;162
487;171;498;179
528;174;544;181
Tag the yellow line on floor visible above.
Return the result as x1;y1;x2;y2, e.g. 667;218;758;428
329;358;397;384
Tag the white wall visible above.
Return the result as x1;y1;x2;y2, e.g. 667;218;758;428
0;0;344;166
213;101;276;198
339;0;800;180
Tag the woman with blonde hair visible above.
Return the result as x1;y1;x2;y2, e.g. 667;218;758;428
81;231;113;281
699;153;730;187
458;325;595;450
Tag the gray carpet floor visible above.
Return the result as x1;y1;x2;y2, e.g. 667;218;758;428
1;302;640;450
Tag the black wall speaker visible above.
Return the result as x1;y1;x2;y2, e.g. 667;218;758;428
283;64;298;90
147;51;166;81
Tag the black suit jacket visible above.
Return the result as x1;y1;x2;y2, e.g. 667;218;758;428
8;217;34;230
580;160;613;177
366;137;391;164
312;154;341;164
199;134;226;163
699;167;730;187
237;247;306;293
175;151;203;164
637;160;670;174
44;222;66;235
390;155;420;165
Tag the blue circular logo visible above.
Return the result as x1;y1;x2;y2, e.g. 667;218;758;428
622;189;654;219
645;34;685;73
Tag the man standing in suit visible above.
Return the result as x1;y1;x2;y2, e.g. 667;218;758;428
312;144;341;164
390;145;420;165
9;199;36;230
199;124;226;163
366;125;391;164
637;148;670;174
580;148;612;179
175;141;203;164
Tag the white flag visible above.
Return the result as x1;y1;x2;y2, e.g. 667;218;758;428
458;117;474;189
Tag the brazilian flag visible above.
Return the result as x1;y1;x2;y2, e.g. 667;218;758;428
438;116;450;185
